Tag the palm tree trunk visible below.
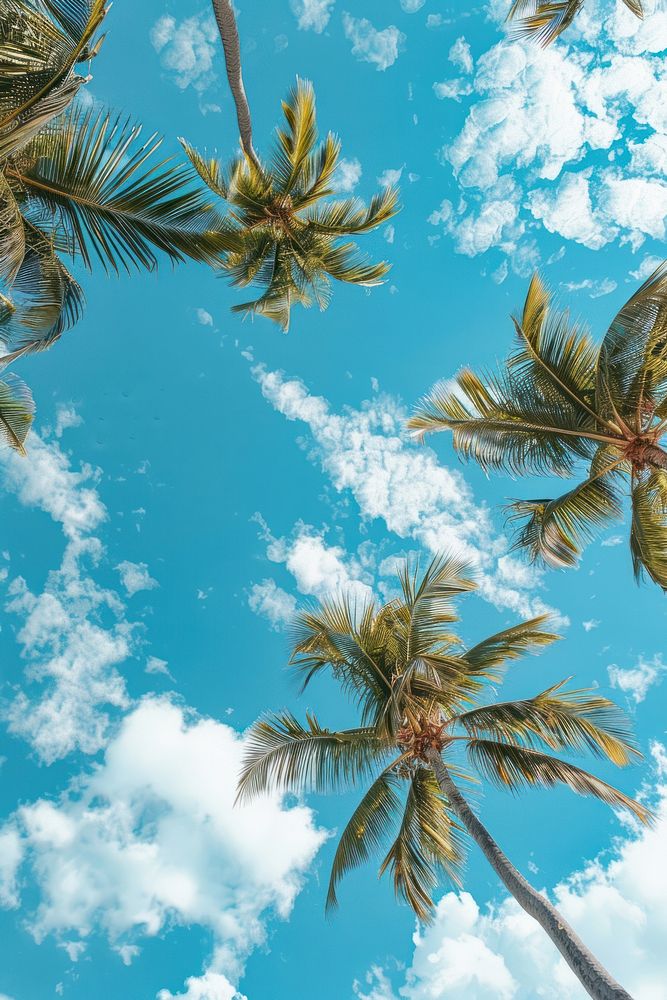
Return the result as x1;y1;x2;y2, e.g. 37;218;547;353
210;0;261;170
425;749;633;1000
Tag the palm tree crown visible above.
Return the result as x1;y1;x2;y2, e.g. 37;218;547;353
0;0;238;451
239;555;647;921
410;268;667;590
180;78;399;332
507;0;642;46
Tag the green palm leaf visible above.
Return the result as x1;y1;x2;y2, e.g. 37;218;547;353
237;712;390;802
467;739;650;823
459;616;559;680
326;767;404;913
0;370;35;453
457;681;640;765
630;470;667;589
379;767;465;921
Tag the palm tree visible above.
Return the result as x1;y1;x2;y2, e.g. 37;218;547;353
410;267;667;590
506;0;642;46
0;0;238;449
238;555;649;1000
180;78;398;331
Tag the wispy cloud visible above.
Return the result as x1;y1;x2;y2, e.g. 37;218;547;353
342;14;405;71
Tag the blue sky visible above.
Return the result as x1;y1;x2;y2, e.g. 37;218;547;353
2;1;667;998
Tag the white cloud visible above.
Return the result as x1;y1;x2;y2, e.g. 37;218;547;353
150;14;219;93
290;0;335;33
608;654;666;704
4;537;133;763
333;156;362;193
399;0;425;12
433;79;473;102
342;14;405;71
431;2;667;263
358;744;667;999
255;519;374;607
0;433;105;539
115;560;158;597
53;404;82;439
582;619;600;632
196;308;214;327
448;37;473;74
247;579;298;630
146;656;172;677
2;698;325;996
629;254;663;281
378;165;404;187
160;971;245;1000
251;365;565;624
561;277;617;298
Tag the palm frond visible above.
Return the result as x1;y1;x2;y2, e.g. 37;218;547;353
306;186;399;236
237;711;390;802
506;464;625;569
467;739;650;823
0;370;34;453
459;616;560;681
630;470;667;589
326;766;403;913
409;368;597;476
15;108;238;273
272;77;318;195
379;767;465;921
597;261;667;430
507;0;584;45
457;680;640;765
0;172;25;283
178;137;228;199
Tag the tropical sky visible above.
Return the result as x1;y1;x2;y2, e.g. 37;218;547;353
2;1;667;998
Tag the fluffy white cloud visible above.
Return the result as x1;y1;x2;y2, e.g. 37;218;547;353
53;404;82;439
4;537;133;762
608;654;666;704
399;0;425;12
378;166;404;187
254;519;374;606
0;433;105;539
342;14;405;71
196;308;214;327
357;745;667;999
0;435;138;762
431;1;667;264
247;578;298;629
448;36;473;74
561;277;617;298
150;14;218;93
159;971;245;1000
290;0;335;33
115;560;158;597
251;365;565;624
2;698;326;995
629;254;663;281
333;156;362;192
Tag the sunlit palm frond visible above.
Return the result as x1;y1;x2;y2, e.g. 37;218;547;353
506;464;625;569
296;131;340;209
0;172;25;283
509;273;599;421
237;712;390;803
271;77;318;195
326;766;403;913
630;470;667;589
459;616;560;681
379;767;466;921
306;186;399;236
178;138;228;199
409;368;594;476
507;0;584;45
457;680;640;765
467;738;650;822
0;370;34;453
14;108;238;273
597;261;667;430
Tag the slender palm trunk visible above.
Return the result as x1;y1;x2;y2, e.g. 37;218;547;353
210;0;261;169
425;749;633;1000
